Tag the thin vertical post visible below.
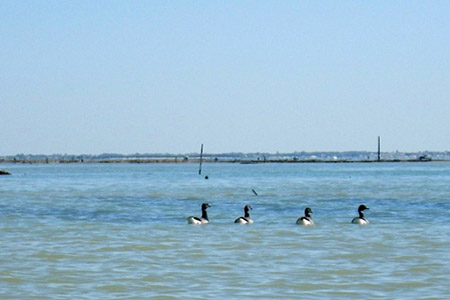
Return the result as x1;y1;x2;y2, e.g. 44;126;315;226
377;136;381;162
199;144;204;175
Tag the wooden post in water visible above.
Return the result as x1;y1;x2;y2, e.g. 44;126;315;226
377;136;381;162
199;144;204;175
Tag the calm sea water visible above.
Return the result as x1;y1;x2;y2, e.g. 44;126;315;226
1;162;449;299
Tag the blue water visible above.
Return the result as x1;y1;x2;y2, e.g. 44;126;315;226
1;162;450;299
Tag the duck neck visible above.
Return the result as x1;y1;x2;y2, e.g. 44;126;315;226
359;211;365;219
244;210;250;218
201;209;208;220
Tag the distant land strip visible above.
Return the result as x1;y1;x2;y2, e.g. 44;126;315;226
1;151;449;164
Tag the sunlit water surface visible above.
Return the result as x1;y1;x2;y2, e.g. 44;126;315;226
1;162;449;299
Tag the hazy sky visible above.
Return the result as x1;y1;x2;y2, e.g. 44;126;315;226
1;1;449;155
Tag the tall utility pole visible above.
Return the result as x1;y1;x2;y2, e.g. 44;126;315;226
378;136;381;162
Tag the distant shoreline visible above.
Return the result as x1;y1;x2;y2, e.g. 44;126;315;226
0;157;447;165
1;150;449;165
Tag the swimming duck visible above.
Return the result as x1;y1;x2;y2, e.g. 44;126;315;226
351;204;370;225
187;203;210;224
296;207;314;226
235;205;253;224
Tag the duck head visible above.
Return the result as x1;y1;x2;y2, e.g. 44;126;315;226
358;204;369;212
304;207;313;217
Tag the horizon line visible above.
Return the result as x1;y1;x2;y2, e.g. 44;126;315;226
1;149;448;157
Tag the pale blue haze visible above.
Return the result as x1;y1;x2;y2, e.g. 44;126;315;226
1;1;449;155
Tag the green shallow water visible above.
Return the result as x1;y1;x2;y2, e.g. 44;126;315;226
1;162;449;299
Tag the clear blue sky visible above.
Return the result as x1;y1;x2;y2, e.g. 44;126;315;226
1;1;449;155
